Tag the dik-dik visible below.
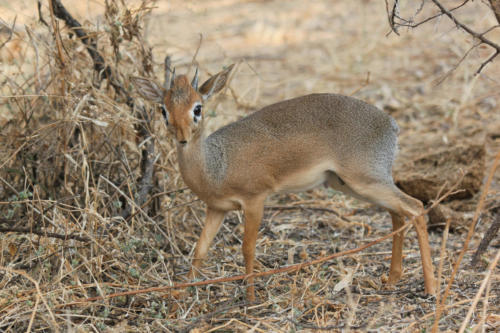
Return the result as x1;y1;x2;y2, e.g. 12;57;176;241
132;65;436;301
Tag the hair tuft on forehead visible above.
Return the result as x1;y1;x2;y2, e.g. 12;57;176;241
169;76;194;104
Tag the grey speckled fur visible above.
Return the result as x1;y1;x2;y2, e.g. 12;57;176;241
202;93;399;186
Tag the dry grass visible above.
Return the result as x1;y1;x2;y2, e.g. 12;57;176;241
1;0;499;331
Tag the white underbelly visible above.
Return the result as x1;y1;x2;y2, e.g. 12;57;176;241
276;162;332;193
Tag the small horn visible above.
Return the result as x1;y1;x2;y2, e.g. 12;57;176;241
164;56;172;90
191;67;199;90
170;67;176;88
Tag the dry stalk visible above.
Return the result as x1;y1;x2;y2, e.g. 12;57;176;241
458;248;500;332
435;218;451;309
265;204;351;223
0;267;59;332
403;296;495;332
26;292;40;333
48;0;66;67
432;148;500;332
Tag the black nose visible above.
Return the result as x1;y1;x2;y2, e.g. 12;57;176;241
179;140;187;145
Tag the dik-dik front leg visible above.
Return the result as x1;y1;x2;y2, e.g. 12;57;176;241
387;211;436;294
189;207;226;278
242;197;265;301
388;212;405;284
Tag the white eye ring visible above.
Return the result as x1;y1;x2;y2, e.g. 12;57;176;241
191;103;202;123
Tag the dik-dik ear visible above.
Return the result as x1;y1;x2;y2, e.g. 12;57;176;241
130;76;165;104
198;64;234;101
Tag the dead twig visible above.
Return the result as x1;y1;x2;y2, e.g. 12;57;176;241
181;300;256;333
458;248;500;332
48;0;66;67
385;0;401;35
387;0;470;30
435;218;451;315
125;187;188;222
190;33;203;69
403;296;496;332
470;208;500;267
287;317;363;331
37;0;49;27
265;204;351;223
0;16;16;49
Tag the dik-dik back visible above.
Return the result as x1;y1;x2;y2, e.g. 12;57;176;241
132;64;436;301
203;93;399;195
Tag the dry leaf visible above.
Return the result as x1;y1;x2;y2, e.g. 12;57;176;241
8;243;17;257
334;267;356;292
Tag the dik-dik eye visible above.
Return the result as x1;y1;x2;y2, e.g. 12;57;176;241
192;104;202;123
194;105;202;117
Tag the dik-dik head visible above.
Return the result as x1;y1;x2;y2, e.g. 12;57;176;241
132;64;234;145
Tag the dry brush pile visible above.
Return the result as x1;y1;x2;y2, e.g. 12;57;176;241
0;0;499;332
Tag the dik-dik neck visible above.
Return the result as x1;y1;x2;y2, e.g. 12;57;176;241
176;128;212;198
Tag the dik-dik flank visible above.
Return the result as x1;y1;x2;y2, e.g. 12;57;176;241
132;65;437;301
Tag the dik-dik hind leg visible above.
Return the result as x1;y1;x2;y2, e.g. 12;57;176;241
188;207;226;278
242;197;265;301
338;177;436;294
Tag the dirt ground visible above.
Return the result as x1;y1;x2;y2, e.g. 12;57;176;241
1;0;499;332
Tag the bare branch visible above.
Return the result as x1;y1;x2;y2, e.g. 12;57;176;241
0;16;16;49
50;0;131;103
476;49;500;74
37;0;49;27
191;33;203;68
388;0;500;74
385;0;400;35
434;42;481;85
429;0;500;73
394;0;470;29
